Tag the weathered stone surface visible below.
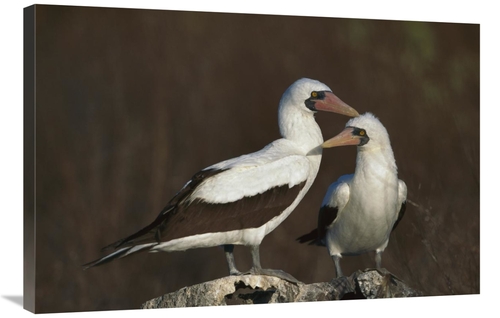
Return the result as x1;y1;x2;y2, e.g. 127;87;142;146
141;269;423;308
356;269;423;298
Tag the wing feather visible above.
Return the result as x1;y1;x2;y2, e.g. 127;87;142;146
297;174;352;245
392;179;408;231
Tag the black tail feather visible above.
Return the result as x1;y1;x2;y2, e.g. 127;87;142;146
296;228;325;246
83;246;134;270
83;243;155;270
100;206;176;252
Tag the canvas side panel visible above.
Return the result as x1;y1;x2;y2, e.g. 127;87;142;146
23;4;36;313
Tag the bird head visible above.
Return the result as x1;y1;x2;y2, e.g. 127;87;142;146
322;112;391;150
279;78;359;117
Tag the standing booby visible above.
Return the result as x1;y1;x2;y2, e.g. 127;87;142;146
83;78;359;282
297;112;407;278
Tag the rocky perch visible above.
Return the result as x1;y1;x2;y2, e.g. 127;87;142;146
141;269;423;308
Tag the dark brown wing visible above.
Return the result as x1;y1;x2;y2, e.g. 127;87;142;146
317;205;339;239
159;181;306;242
391;201;406;232
297;204;339;246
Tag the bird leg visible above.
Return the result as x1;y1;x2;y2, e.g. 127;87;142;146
224;244;243;276
250;244;262;270
244;245;300;284
372;251;398;279
332;254;344;278
375;251;382;269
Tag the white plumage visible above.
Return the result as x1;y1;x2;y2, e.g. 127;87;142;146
191;141;310;203
298;112;407;277
83;78;359;282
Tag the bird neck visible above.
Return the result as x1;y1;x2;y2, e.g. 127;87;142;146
278;108;324;155
354;146;398;183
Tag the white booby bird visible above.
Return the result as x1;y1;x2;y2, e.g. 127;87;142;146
297;112;407;278
83;78;359;281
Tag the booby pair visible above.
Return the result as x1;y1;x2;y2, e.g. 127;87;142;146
298;112;407;278
83;78;359;281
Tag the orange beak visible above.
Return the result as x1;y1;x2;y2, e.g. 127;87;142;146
322;127;363;148
313;92;359;117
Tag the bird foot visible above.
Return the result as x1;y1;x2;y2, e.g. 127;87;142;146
229;269;244;276
242;268;301;284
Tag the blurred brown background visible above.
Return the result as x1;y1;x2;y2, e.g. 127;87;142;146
30;4;479;313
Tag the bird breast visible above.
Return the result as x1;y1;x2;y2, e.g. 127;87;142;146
328;169;400;255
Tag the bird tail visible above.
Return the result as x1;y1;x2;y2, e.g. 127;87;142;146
82;243;156;270
82;205;176;270
99;205;176;252
296;228;324;246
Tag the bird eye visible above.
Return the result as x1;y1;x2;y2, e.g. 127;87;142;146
311;91;318;98
359;129;366;136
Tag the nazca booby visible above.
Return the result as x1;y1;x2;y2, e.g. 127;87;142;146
83;78;359;282
297;112;407;278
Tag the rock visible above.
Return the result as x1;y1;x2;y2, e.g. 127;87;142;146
141;269;423;308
